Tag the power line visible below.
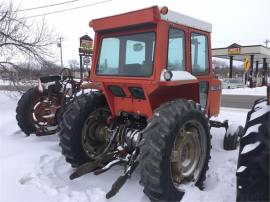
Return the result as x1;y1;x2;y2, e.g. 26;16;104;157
16;0;81;12
24;0;113;19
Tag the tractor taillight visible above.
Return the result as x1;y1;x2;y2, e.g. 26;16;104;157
108;85;126;97
160;6;168;15
129;87;145;100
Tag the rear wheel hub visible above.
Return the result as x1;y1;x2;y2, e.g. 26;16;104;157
81;108;111;159
171;120;206;186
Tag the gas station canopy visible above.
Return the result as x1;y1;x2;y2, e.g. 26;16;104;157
212;43;270;63
212;43;269;86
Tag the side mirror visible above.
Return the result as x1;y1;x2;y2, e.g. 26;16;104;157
133;43;144;52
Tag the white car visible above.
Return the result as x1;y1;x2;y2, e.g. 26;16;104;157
222;78;245;89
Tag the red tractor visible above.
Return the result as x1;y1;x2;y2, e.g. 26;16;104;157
59;6;240;201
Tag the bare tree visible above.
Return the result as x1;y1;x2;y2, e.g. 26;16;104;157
68;59;79;69
0;2;57;90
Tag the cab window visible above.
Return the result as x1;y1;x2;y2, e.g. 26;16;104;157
96;32;155;77
191;33;209;74
167;28;185;71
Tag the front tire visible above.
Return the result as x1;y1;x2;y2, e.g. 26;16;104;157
139;99;211;202
16;87;45;135
223;124;244;150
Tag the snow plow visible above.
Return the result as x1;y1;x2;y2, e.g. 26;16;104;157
56;6;244;201
16;68;82;136
236;85;270;201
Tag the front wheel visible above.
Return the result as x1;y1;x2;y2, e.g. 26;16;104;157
139;99;211;202
223;124;244;150
16;87;59;136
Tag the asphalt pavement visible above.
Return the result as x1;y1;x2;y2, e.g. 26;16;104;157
221;94;264;109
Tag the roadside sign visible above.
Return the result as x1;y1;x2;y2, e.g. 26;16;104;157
81;39;92;50
79;35;93;55
227;43;241;55
228;47;241;55
243;57;250;72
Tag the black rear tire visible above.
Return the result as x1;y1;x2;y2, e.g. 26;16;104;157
59;92;107;167
236;100;269;201
245;97;267;123
16;87;45;135
139;99;211;202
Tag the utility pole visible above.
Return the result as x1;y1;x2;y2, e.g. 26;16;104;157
264;39;270;48
57;37;64;67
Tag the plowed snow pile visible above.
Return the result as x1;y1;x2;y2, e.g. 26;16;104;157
222;86;266;96
0;91;248;202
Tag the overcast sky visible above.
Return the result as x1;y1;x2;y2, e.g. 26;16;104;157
4;0;270;66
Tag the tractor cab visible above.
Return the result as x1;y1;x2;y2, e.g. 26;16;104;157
89;6;221;118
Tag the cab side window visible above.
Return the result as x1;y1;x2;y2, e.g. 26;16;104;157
191;33;209;74
167;28;185;71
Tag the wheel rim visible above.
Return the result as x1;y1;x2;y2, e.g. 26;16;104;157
32;96;59;134
170;120;207;188
81;108;110;159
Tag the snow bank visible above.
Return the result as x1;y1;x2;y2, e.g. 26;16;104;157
0;79;37;86
222;86;267;96
0;92;247;202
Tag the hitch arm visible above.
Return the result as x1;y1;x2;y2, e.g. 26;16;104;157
70;159;101;180
209;120;229;131
106;161;139;199
106;148;140;199
94;159;124;175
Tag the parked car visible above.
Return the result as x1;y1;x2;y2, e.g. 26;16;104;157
222;78;245;89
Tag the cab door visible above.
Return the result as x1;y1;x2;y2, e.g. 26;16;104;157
188;28;221;116
188;28;211;110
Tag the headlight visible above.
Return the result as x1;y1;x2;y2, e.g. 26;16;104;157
163;70;173;81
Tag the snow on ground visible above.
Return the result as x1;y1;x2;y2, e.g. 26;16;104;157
0;91;248;202
0;79;37;86
222;86;267;96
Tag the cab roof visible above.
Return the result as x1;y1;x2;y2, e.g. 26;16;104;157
91;6;212;33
